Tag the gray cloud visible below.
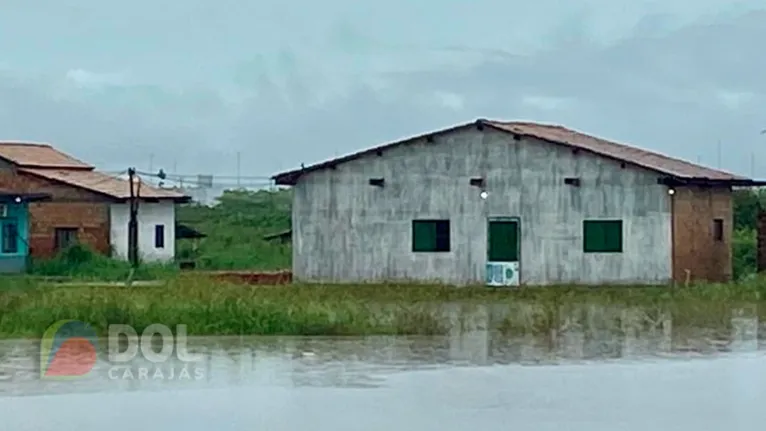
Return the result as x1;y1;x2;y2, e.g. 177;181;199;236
0;4;765;181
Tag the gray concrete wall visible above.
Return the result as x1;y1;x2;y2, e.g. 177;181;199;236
292;127;672;285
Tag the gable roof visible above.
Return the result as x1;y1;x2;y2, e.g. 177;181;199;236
0;140;190;202
20;168;190;202
0;142;93;169
272;119;758;186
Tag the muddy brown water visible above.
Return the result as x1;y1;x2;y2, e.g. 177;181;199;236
1;302;764;430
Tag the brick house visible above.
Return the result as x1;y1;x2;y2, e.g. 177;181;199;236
0;142;189;261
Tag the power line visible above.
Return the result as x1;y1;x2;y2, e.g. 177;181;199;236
103;170;272;180
103;169;275;189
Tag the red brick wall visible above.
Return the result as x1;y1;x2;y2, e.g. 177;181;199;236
0;164;111;258
671;185;732;283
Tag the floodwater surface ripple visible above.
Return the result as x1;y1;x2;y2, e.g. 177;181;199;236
0;302;764;430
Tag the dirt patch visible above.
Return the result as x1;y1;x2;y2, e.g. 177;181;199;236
204;270;292;285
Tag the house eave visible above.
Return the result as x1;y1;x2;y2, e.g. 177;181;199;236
112;196;192;204
0;192;52;203
657;177;766;187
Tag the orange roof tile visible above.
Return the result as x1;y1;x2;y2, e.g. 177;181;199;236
0;142;93;169
485;121;744;180
19;168;189;201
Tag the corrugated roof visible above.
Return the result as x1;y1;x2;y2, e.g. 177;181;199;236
486;121;744;180
272;119;749;185
19;168;189;201
0;142;94;169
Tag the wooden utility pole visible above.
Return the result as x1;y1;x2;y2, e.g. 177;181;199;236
127;167;139;268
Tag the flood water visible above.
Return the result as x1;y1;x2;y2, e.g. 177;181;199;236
1;302;765;430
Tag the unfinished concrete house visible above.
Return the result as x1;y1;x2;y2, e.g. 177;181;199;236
272;119;764;286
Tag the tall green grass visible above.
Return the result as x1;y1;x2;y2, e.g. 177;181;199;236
2;275;766;339
0;277;451;338
25;244;179;281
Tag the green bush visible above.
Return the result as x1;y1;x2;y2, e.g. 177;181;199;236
28;244;177;281
733;228;756;280
732;187;766;279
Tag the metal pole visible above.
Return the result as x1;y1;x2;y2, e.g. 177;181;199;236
127;167;139;268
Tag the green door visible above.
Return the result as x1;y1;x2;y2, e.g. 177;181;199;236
486;218;520;286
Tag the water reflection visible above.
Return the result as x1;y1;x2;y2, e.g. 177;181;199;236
0;302;762;397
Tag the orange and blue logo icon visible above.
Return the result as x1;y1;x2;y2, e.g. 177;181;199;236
39;320;98;379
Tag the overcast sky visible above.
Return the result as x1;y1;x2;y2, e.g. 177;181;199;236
1;0;765;185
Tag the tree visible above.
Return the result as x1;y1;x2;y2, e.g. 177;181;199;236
176;188;292;270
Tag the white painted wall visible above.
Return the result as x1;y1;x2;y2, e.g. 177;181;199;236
110;201;176;262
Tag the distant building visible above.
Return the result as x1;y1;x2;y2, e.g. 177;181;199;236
273;119;765;286
0;142;190;263
179;185;224;206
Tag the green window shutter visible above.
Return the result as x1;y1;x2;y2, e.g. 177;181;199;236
412;220;436;252
488;221;518;261
583;221;603;252
583;220;622;253
602;220;623;252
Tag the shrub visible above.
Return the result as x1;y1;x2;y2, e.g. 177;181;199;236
27;244;177;281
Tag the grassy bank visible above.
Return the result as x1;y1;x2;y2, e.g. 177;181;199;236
2;275;766;339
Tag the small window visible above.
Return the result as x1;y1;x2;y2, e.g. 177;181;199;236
713;218;723;242
154;224;165;248
1;222;18;254
583;220;623;253
412;220;450;252
54;227;78;251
